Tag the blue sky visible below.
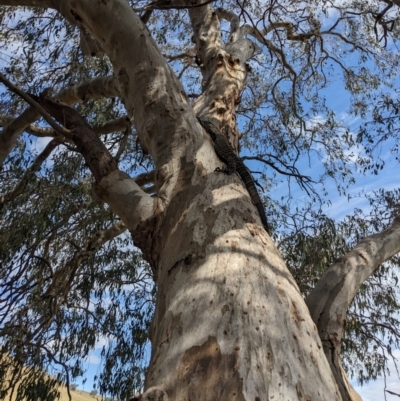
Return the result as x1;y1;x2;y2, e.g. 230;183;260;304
2;4;400;399
354;349;400;400
26;40;400;401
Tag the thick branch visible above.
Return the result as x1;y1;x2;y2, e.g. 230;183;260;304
30;95;155;231
87;220;127;250
306;215;400;340
306;215;400;401
189;4;253;150
56;75;120;104
0;73;70;136
30;95;117;182
0;75;121;166
93;116;131;135
188;3;224;72
1;106;49;165
1;115;131;139
215;8;240;43
54;0;202;212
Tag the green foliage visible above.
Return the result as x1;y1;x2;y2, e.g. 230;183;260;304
0;140;154;399
280;188;400;382
0;0;400;400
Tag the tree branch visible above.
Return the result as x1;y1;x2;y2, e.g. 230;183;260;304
241;25;297;77
86;220;127;251
28;94;155;232
215;8;240;43
0;75;121;166
262;21;317;41
93;116;131;135
385;389;400;397
0;139;60;204
56;75;120;104
306;215;400;401
54;0;201;214
0;73;70;136
0;115;131;139
29;94;117;182
242;155;315;191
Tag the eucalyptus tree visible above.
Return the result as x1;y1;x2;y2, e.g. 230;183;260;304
1;1;400;401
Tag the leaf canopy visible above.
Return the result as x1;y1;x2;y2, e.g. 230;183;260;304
1;0;400;399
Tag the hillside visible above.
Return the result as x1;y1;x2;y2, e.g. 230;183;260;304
56;388;101;401
4;383;102;401
4;383;103;401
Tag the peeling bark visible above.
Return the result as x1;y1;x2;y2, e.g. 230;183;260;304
49;1;345;399
190;4;252;152
3;1;395;400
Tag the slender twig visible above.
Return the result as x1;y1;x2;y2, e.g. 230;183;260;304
0;139;60;204
385;389;400;397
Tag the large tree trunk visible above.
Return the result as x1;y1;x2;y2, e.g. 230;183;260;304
141;174;342;400
1;1;380;400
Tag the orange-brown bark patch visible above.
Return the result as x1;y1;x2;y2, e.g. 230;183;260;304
296;382;312;401
174;336;245;401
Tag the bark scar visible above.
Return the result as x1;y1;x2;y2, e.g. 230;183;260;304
70;9;84;23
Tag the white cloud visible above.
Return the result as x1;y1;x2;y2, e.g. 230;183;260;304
353;349;400;401
34;136;53;153
95;335;110;350
85;354;101;365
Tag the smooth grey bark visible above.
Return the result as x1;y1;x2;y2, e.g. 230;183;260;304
3;1;398;400
49;2;344;400
306;215;400;401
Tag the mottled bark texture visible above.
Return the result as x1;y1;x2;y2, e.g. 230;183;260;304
50;1;341;399
306;215;400;401
3;1;400;400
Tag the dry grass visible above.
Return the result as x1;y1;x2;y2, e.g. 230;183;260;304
55;387;101;401
2;355;110;401
4;383;102;401
3;363;101;401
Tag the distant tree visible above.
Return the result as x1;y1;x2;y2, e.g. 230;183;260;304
1;1;400;401
90;389;98;397
70;383;78;391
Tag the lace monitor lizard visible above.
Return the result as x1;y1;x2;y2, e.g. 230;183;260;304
197;117;270;234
